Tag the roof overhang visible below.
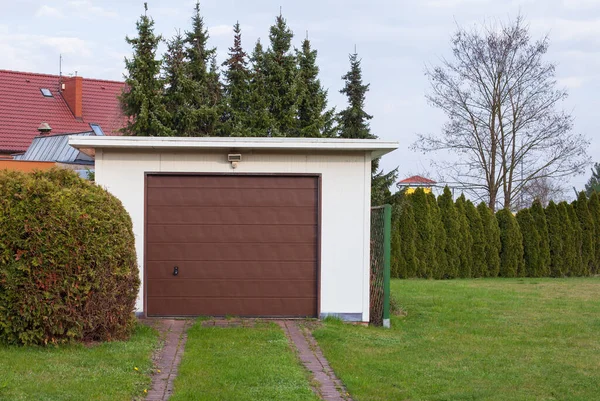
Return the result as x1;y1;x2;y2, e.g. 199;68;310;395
68;136;399;159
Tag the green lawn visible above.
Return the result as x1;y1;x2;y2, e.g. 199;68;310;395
0;324;159;401
170;321;320;401
313;278;600;401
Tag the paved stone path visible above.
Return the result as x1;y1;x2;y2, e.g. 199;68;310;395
143;319;191;401
278;320;352;401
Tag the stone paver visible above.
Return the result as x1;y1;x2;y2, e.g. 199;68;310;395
278;320;352;401
141;319;191;401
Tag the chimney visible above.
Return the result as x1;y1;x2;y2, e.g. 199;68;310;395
63;76;83;119
38;122;52;136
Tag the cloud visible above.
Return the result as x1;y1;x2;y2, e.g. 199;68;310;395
423;0;491;7
68;0;117;18
558;76;586;89
561;0;600;9
531;18;600;43
209;25;233;37
35;5;65;19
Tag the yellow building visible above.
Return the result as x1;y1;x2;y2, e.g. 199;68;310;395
396;175;436;194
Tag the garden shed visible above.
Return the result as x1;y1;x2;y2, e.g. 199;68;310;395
69;136;397;322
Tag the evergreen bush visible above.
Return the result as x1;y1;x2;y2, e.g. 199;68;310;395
410;189;435;278
558;202;578;276
530;199;551;277
574;192;595;275
565;202;584;276
455;195;473;278
496;209;524;277
465;200;486;277
477;203;501;277
437;187;460;278
428;192;447;279
395;203;418;278
0;169;139;345
516;209;541;277
588;192;600;274
545;201;564;277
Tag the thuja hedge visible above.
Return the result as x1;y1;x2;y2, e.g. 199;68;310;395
392;187;599;279
0;169;139;345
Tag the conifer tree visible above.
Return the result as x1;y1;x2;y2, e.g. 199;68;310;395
185;1;221;135
437;186;460;278
545;201;564;277
465;199;486;277
516;208;541;277
477;202;501;277
410;189;435;278
163;32;196;136
588;191;600;274
222;22;250;136
565;202;584;276
455;195;473;278
264;13;297;136
530;199;551;277
585;163;600;196
557;202;577;276
574;191;595;275
496;208;524;277
428;192;447;279
338;52;373;139
394;203;418;278
247;40;273;136
120;3;172;136
295;36;334;137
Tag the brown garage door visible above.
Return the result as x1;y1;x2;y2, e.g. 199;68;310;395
145;175;318;317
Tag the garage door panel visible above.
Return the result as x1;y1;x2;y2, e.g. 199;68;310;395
147;206;316;225
147;279;317;298
147;224;317;244
145;175;318;317
147;187;316;207
146;261;317;280
147;297;317;317
147;175;317;190
147;243;316;262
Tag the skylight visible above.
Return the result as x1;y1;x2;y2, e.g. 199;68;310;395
89;124;105;136
40;88;53;97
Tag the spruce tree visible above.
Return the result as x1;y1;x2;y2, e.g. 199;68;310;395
588;191;600;274
264;13;297;136
163;32;196;136
437;186;460;278
185;1;221;135
545;201;564;277
222;22;251;136
428;192;447;279
247;40;273;136
394;203;418;278
585;163;600;196
565;202;584;276
410;189;435;278
477;202;501;277
455;194;473;278
120;3;172;136
530;199;551;277
295;36;334;137
516;208;541;277
574;191;595;275
465;199;486;278
338;52;373;139
496;208;524;278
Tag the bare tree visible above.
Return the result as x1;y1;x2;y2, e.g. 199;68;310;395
513;174;566;210
414;16;589;210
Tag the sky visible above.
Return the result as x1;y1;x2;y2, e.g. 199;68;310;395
1;0;599;193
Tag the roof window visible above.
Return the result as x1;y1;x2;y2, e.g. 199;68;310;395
40;88;53;97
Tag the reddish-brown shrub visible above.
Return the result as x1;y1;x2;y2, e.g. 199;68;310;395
0;169;139;345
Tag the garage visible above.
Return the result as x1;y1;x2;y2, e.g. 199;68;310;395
145;174;319;317
68;136;397;322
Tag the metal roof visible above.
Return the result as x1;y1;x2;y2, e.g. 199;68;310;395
15;131;95;163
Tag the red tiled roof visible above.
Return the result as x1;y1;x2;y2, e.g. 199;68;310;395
398;175;437;185
0;69;125;153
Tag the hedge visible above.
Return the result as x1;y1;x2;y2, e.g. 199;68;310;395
391;187;599;279
0;169;139;345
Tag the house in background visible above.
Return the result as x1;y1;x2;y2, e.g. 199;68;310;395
397;175;437;194
0;69;125;159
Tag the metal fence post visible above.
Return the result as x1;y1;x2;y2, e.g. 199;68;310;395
383;204;392;328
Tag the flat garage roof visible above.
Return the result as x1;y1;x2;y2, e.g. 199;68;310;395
68;136;399;158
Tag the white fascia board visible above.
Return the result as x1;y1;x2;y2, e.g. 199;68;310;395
68;136;398;158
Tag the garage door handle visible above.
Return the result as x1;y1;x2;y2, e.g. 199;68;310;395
173;266;179;276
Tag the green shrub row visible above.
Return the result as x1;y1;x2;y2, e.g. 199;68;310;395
392;187;600;279
0;169;140;345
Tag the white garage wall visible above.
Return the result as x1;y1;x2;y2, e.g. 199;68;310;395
95;149;371;322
